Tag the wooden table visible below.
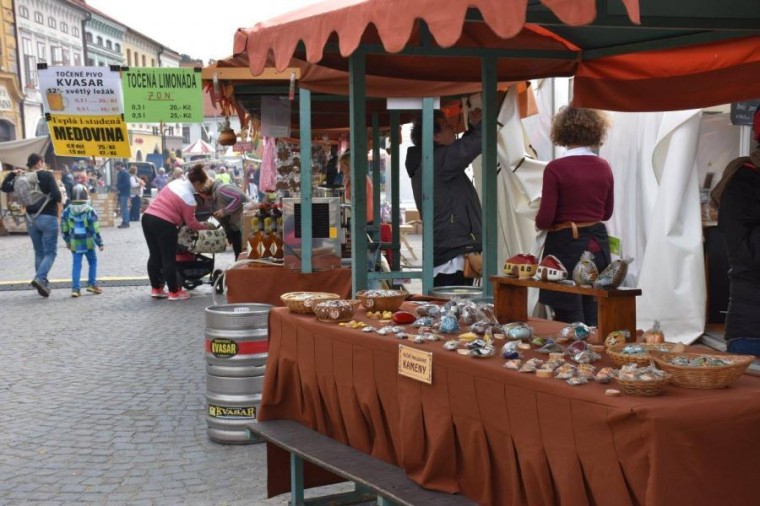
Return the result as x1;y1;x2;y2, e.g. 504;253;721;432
491;275;641;343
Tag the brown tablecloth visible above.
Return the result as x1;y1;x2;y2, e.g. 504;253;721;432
259;307;760;505
225;264;352;306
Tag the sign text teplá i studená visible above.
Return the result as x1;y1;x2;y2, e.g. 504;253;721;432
121;67;203;123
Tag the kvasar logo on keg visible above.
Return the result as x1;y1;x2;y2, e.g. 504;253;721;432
208;404;255;418
210;338;238;357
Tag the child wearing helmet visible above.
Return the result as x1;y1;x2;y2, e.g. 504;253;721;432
60;184;105;297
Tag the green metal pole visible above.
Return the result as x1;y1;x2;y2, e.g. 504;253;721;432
481;56;498;296
371;112;381;240
421;98;435;293
349;50;368;293
299;87;313;273
390;111;401;272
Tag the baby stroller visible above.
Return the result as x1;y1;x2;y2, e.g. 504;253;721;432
176;210;227;293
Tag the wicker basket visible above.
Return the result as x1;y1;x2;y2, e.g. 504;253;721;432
606;342;677;367
648;351;753;389
615;374;671;396
355;289;408;312
313;299;359;323
280;292;341;314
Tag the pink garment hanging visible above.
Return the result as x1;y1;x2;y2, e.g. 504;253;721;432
260;136;277;192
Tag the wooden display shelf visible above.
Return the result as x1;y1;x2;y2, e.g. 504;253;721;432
490;276;642;344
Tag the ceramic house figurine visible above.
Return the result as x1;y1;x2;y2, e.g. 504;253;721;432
536;255;568;281
504;254;538;279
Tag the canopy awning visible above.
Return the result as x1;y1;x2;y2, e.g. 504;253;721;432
232;0;760;111
182;139;215;155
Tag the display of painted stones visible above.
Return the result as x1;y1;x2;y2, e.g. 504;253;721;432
415;304;441;318
501;341;521;359
392;311;416;325
595;367;616;384
536;254;568;282
604;330;630;348
667;355;737;367
560;322;591;341
594;257;633;289
572;251;599;286
504;254;539;279
503;322;533;340
617;363;669;381
439;314;460;333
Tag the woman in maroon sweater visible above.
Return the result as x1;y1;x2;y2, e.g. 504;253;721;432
535;107;614;325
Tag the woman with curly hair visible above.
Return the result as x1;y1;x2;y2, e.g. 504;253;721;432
535;106;614;325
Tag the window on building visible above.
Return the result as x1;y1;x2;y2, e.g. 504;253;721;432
73;52;81;66
51;46;62;66
60;22;68;33
134;51;139;66
106;40;112;50
96;36;103;46
48;17;56;29
72;26;79;37
86;57;94;66
141;54;146;66
182;126;190;144
62;48;70;65
126;48;131;64
37;41;46;62
24;54;37;86
85;32;92;43
34;12;43;24
151;58;156;67
19;6;29;19
115;43;121;52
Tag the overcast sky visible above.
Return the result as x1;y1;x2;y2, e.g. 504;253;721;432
86;0;323;63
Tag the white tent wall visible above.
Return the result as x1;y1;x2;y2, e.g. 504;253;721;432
604;110;706;344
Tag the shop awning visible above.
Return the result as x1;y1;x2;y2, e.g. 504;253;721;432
231;0;760;111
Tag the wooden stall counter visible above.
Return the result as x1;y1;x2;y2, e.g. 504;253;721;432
491;275;642;343
260;306;760;506
225;263;352;305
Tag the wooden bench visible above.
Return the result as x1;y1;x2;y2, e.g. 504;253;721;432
491;276;642;343
248;419;476;506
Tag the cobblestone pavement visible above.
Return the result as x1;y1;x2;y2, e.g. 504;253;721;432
0;225;352;505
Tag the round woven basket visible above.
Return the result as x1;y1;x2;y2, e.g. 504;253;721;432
313;300;359;323
615;374;671;396
648;351;753;389
606;342;677;367
280;292;341;314
355;289;407;312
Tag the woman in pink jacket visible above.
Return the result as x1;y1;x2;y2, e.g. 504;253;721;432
141;164;213;300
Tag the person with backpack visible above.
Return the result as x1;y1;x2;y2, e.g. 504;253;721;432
1;153;62;297
193;175;249;259
61;184;104;298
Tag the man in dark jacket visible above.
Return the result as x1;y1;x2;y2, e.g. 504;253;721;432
115;162;131;228
712;108;760;355
1;153;62;297
405;108;483;286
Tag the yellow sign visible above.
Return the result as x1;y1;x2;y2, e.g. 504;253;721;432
48;114;131;158
398;344;433;384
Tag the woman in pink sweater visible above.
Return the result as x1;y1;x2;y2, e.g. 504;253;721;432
141;164;213;300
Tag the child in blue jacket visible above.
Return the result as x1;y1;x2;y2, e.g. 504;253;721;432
61;184;104;297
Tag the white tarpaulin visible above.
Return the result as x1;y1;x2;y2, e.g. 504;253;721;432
0;136;50;168
603;110;705;344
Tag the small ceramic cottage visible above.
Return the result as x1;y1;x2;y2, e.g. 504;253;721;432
536;255;568;281
504;254;538;279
